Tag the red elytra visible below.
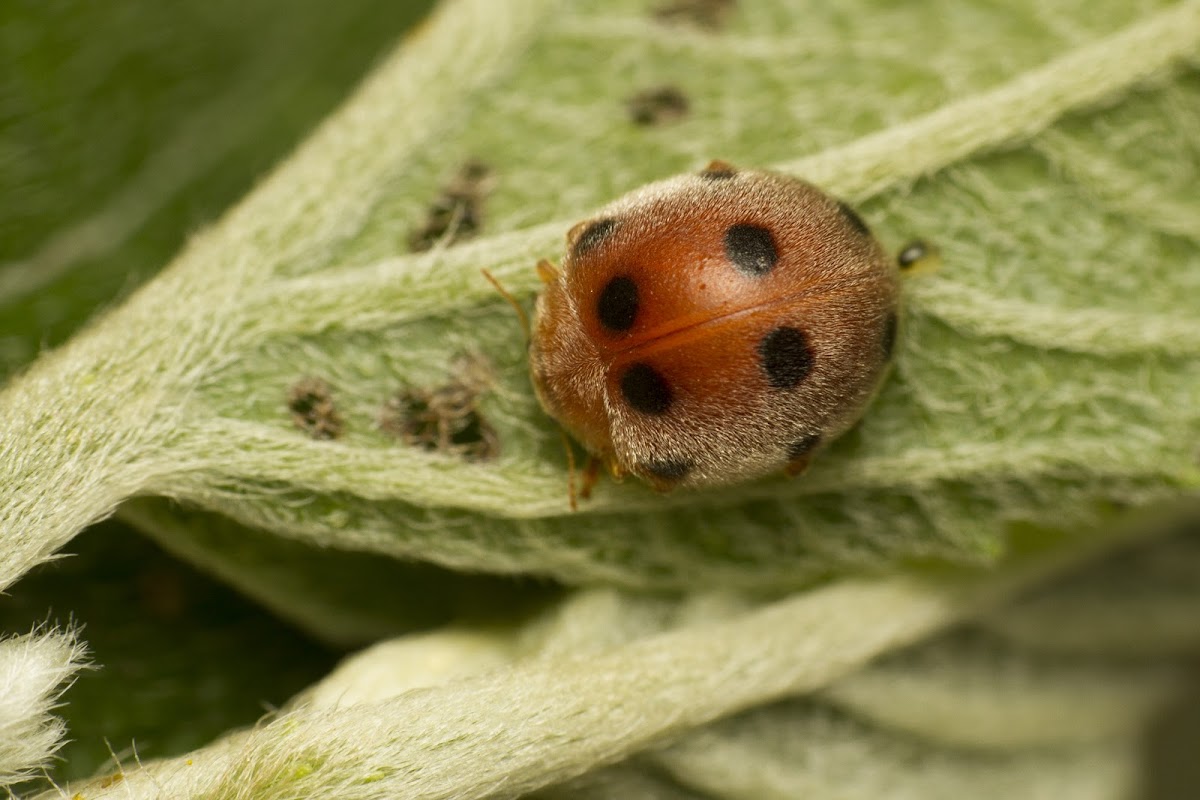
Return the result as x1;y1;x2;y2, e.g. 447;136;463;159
529;162;900;497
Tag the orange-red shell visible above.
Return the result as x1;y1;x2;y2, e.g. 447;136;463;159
530;166;899;490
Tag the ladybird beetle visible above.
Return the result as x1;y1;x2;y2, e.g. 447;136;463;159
528;162;900;496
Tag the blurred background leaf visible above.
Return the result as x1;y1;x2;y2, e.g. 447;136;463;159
0;0;437;378
0;0;437;783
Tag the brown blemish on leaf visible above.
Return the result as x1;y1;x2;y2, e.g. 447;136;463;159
380;354;499;462
287;377;343;440
98;773;124;789
409;159;495;252
627;85;691;126
653;0;735;30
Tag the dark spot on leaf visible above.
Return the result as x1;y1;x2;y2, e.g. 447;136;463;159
380;355;498;462
288;377;343;440
409;159;494;252
98;773;124;789
627;85;690;126
653;0;736;29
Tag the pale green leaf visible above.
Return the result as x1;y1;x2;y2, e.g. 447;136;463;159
44;523;1193;799
42;562;1057;799
120;497;557;646
651;703;1138;800
980;520;1200;656
818;632;1181;750
2;0;1198;597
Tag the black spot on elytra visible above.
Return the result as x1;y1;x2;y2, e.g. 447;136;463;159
836;200;870;237
620;362;673;415
882;312;898;360
724;223;778;277
573;218;618;258
597;276;639;332
786;433;822;461
759;327;813;389
641;458;694;481
699;165;736;180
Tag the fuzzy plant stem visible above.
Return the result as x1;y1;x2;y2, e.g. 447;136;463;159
53;563;1082;800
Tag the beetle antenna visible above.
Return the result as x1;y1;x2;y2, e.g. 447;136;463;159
560;429;579;512
481;269;531;339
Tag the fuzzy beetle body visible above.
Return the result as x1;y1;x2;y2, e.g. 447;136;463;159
530;163;900;492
